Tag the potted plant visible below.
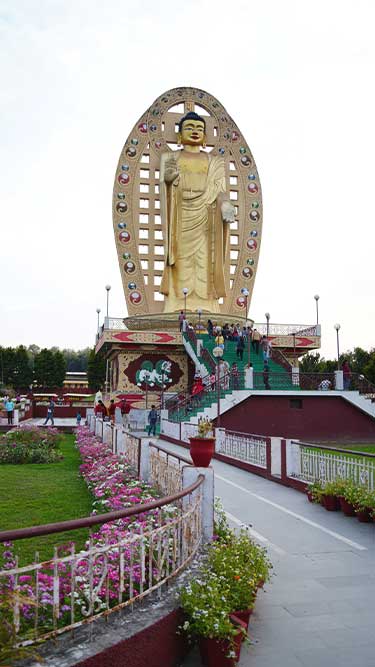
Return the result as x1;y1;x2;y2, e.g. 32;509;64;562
207;528;270;629
179;573;246;666
308;480;324;505
339;480;357;516
321;480;340;511
354;488;374;523
189;417;215;467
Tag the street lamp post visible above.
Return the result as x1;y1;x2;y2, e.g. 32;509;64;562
334;324;341;370
314;295;320;325
265;312;270;338
96;308;101;334
105;285;111;318
292;332;296;365
182;288;188;318
197;308;202;331
241;288;250;367
213;346;224;427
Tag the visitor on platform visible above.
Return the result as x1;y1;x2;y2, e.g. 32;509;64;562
76;412;82;426
236;335;245;361
215;330;225;350
94;400;107;418
318;379;332;391
178;310;186;332
43;397;55;426
108;399;116;422
342;360;352;390
262;364;271;390
231;362;240;390
207;319;214;338
147;404;158;436
209;370;216;390
252;328;261;355
5;398;14;425
120;398;131;429
191;374;204;403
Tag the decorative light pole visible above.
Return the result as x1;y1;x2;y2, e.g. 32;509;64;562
212;346;224;427
314;295;320;325
334;323;341;370
241;288;250;367
197;308;202;331
265;312;270;338
105;285;111;318
182;287;188;317
96;308;101;334
292;332;296;365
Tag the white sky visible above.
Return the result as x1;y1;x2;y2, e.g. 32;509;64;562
1;0;374;359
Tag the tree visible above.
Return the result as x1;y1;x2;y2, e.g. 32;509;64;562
13;346;33;389
53;351;67;387
0;347;16;387
34;349;56;387
87;349;106;391
363;355;375;384
299;353;325;373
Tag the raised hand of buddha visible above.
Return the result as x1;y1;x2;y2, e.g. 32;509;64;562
164;155;179;184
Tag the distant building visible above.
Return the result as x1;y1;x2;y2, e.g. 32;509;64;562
63;372;88;389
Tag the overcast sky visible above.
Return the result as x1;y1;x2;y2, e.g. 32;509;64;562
1;0;374;359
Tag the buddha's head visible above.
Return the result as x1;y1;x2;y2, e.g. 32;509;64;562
178;111;206;147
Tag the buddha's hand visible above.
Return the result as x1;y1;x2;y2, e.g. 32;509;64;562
164;156;179;184
221;200;236;223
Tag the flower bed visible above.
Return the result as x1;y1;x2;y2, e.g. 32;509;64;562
0;424;63;464
0;426;178;647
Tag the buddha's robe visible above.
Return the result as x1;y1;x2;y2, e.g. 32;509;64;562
160;150;229;313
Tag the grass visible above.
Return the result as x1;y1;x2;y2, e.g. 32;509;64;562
314;442;375;455
0;434;93;565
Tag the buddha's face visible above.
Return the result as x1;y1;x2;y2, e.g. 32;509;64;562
180;119;205;146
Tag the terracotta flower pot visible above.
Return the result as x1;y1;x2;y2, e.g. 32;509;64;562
189;437;215;467
339;497;356;516
322;494;340;511
356;509;373;523
307;490;314;503
231;608;253;630
199;616;246;667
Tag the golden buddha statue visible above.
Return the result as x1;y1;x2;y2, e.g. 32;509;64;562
160;112;235;313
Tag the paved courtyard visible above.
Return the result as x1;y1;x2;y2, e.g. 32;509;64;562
158;439;375;667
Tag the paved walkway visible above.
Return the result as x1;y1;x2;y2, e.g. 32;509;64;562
157;439;375;667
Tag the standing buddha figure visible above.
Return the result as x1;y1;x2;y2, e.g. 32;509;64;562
160;111;235;313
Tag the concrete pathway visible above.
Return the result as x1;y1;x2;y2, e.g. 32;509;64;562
156;439;375;667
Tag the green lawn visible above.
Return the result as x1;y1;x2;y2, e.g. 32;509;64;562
0;434;93;565
315;442;375;454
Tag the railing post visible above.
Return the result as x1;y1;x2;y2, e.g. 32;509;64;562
270;437;282;477
215;427;225;453
245;366;253;389
286;439;301;479
334;370;344;390
292;366;300;387
266;437;272;474
280;439;287;482
182;466;214;542
139;438;150;481
95;418;102;437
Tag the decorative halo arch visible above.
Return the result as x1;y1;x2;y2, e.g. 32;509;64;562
113;86;262;318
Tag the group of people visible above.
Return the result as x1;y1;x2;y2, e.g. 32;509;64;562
94;397;158;436
94;397;131;426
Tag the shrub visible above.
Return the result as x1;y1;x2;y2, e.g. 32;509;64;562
0;425;63;464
